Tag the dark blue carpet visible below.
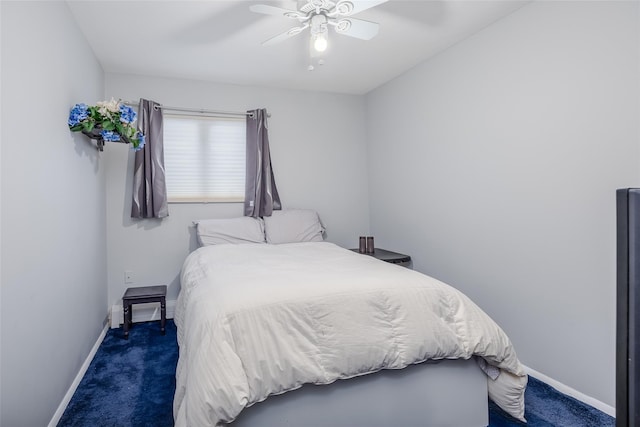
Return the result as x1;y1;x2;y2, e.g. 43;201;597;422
58;320;615;426
488;375;614;427
58;321;178;427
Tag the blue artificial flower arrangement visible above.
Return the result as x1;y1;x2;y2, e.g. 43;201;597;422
68;98;145;151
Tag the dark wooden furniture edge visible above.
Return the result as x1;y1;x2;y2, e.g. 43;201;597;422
122;285;167;339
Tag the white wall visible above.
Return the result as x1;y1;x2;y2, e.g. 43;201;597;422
0;2;107;426
103;74;370;308
366;0;639;408
1;1;632;422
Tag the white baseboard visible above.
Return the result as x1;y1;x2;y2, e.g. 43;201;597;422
522;365;616;417
48;324;109;427
110;299;176;329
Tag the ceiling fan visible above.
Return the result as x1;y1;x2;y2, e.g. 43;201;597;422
250;0;388;53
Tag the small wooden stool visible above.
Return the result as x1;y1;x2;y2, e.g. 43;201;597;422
122;285;167;339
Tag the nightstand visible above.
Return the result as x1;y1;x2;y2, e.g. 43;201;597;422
350;248;412;268
122;285;167;339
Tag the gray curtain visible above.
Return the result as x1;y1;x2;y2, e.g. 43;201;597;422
244;108;281;217
131;99;169;219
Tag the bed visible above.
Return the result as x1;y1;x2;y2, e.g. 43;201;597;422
173;212;527;427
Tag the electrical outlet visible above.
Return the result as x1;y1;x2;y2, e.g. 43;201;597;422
124;271;134;284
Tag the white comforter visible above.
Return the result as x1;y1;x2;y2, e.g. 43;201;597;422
174;242;527;426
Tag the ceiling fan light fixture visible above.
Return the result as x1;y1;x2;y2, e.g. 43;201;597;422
312;31;328;52
310;14;329;52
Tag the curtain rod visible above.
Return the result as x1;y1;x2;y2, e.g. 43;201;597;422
123;100;270;118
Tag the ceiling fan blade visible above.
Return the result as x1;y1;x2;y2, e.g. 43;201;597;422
249;4;305;20
333;17;379;40
262;24;310;46
333;0;388;16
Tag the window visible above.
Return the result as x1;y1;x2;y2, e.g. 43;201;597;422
163;114;246;203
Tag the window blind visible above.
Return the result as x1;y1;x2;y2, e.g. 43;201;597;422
163;114;246;203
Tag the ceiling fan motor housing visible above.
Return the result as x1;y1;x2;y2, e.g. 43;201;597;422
310;14;328;35
301;0;334;14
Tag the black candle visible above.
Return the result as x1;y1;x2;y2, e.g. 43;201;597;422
366;236;375;254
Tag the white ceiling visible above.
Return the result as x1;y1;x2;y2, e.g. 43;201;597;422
67;0;529;95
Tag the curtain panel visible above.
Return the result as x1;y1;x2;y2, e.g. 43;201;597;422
131;98;169;219
244;108;281;218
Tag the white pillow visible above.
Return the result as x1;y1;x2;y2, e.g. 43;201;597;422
263;209;325;244
194;217;266;246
